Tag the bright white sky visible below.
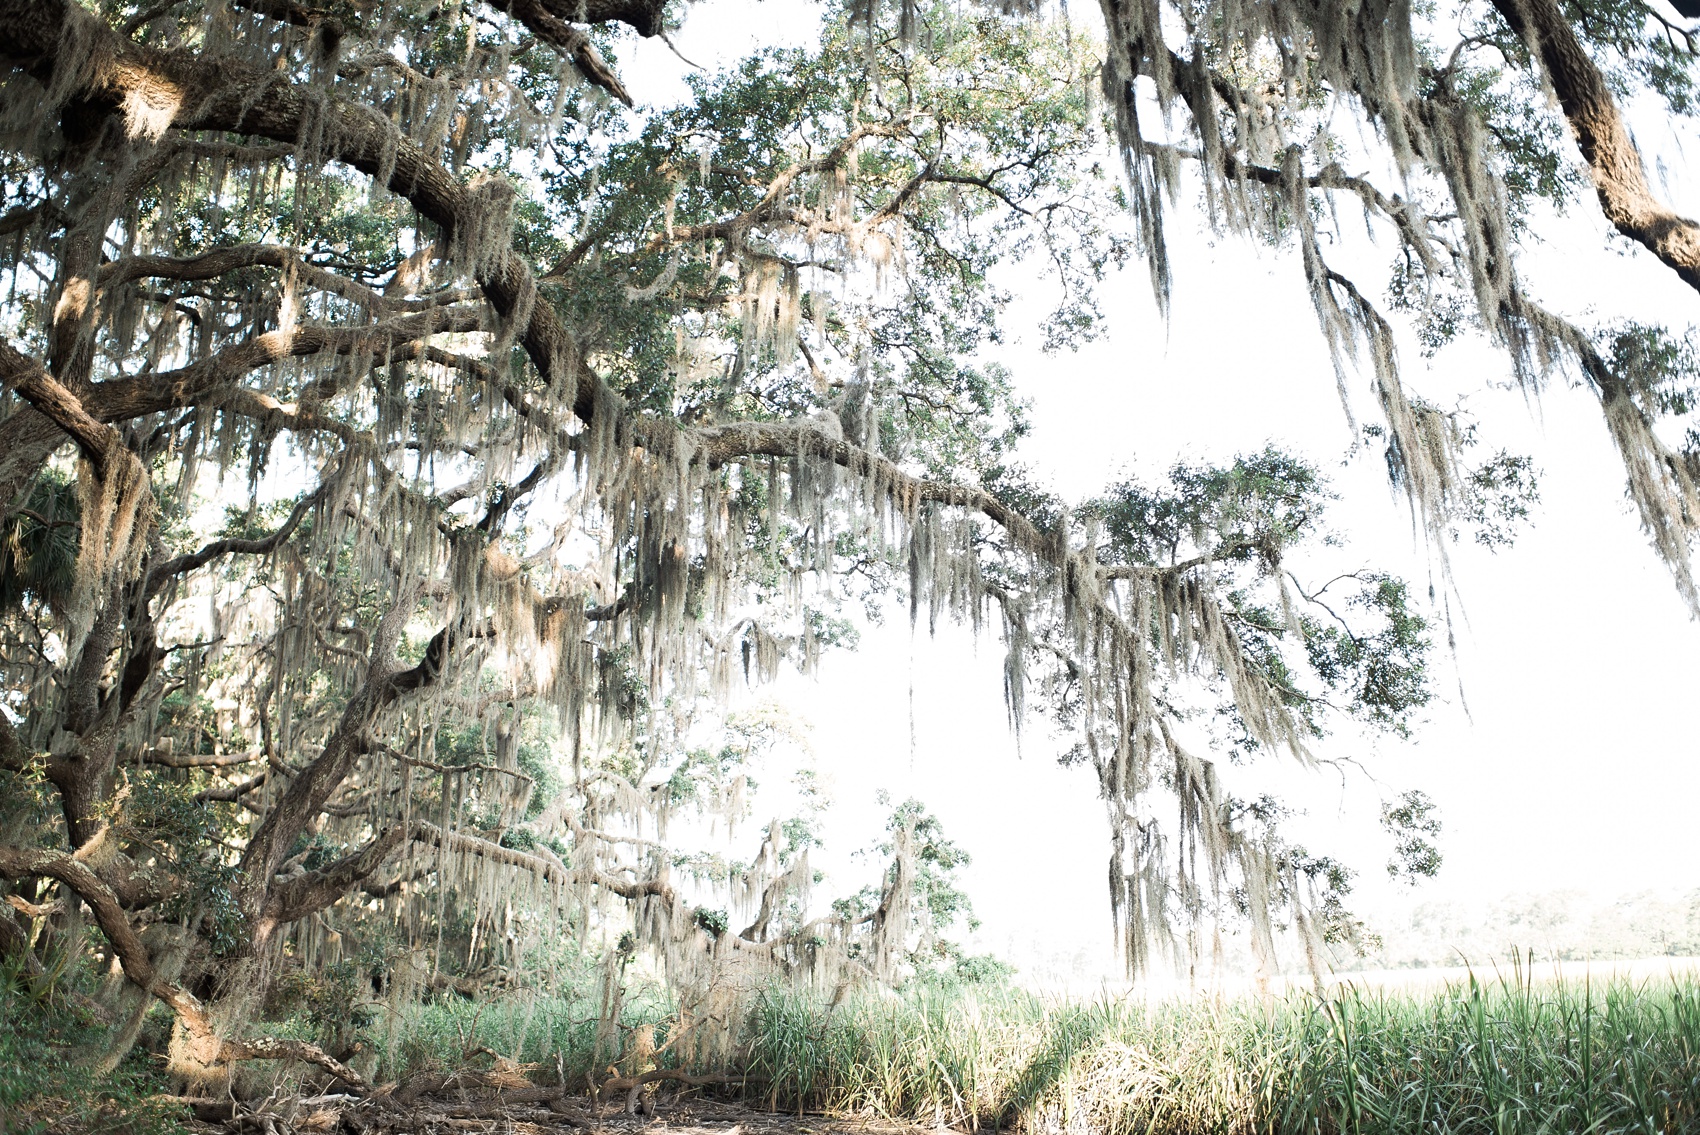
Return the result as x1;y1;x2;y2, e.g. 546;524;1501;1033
610;1;1700;982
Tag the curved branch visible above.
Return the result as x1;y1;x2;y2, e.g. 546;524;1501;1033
1493;0;1700;292
408;819;679;904
93;305;486;422
267;823;409;923
487;0;633;106
99;243;477;313
147;485;326;593
0;844;368;1090
629;121;914;257
137;747;263;768
0;339;128;481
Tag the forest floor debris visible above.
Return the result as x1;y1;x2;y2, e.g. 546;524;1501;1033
169;1092;942;1135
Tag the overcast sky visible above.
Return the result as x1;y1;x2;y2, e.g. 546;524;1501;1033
614;1;1700;981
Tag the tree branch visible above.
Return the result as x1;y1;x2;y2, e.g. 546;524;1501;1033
147;486;325;593
486;0;633;106
0;339;127;481
137;747;264;768
1492;0;1700;292
267;824;409;924
0;844;366;1088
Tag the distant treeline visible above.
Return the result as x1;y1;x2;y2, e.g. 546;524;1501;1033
1364;890;1700;967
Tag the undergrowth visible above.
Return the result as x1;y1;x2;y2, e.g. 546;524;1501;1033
5;950;1698;1134
388;963;1700;1134
0;955;184;1135
751;966;1700;1133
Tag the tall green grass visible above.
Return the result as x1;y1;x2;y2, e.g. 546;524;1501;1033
384;965;1700;1134
0;967;184;1135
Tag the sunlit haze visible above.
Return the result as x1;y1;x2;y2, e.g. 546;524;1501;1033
626;0;1700;985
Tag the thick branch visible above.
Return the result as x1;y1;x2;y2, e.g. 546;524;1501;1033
0;845;194;1013
267;824;409;923
0;846;362;1089
0;339;126;480
1493;0;1700;292
408;820;678;903
137;747;263;768
535;0;667;36
92;305;486;423
488;0;633;106
230;0;342;34
99;243;473;313
691;419;1056;555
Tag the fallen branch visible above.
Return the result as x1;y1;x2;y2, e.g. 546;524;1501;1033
595;1068;743;1094
435;1085;577;1117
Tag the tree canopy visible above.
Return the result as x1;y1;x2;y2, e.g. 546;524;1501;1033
0;0;1694;1089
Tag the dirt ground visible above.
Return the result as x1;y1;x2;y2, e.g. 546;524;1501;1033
174;1092;951;1135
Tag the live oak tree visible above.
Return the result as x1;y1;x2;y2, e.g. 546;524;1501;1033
0;0;1692;1090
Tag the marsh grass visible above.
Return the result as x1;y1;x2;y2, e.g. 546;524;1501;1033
380;963;1700;1134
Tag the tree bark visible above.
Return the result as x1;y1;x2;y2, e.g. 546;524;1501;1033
1492;0;1700;294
